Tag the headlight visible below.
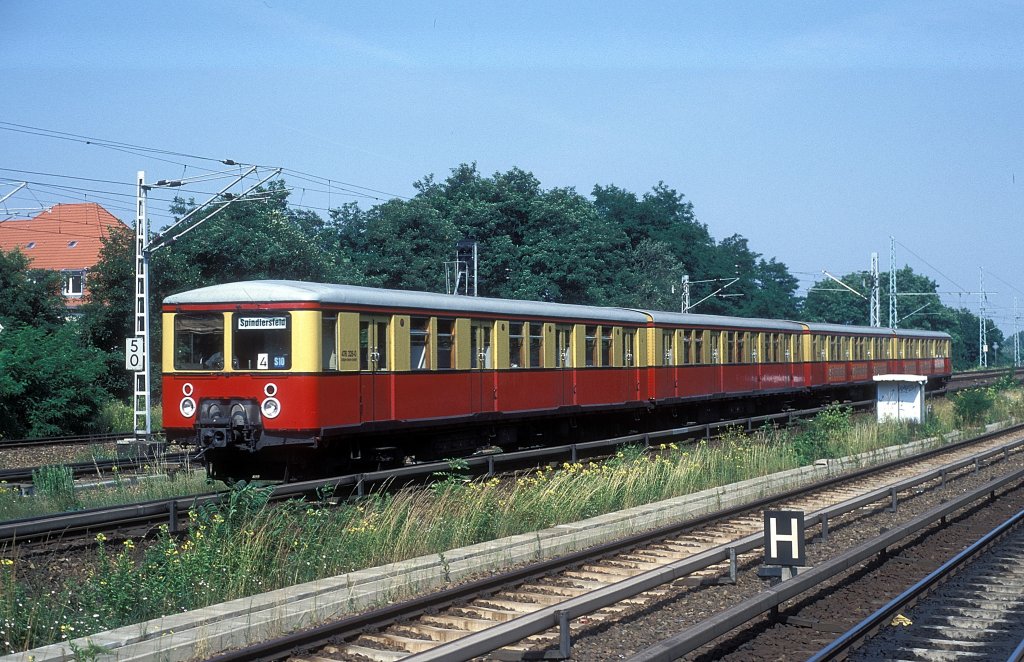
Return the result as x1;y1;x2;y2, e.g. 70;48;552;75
180;397;196;418
261;397;281;419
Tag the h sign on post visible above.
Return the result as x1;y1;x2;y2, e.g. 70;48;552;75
764;510;805;566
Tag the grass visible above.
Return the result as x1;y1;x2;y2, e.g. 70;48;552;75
1;386;1022;653
0;462;219;522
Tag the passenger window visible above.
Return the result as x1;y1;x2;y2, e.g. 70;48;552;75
601;327;613;367
358;317;389;371
234;313;291;370
662;331;673;366
436;318;455;369
174;313;224;370
559;327;572;367
411;317;430;370
622;329;636;367
322;314;338;371
556;326;572;367
509;323;525;368
471;322;492;369
529;323;543;368
585;325;598;367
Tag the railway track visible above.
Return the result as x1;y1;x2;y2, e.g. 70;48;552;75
0;397;886;548
187;425;1024;662
0;431;133;450
0;452;195;485
825;506;1024;661
621;466;1024;661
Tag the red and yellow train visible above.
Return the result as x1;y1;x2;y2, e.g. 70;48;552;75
161;280;952;481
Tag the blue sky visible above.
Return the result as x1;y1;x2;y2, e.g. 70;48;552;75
2;1;1022;339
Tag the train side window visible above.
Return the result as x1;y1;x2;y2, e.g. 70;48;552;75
411;317;430;370
622;329;636;367
358;317;389;371
509;323;525;368
585;325;598;367
601;327;613;367
234;313;291;370
436;318;455;369
555;325;572;367
321;314;338;371
529;323;544;368
375;321;388;370
693;330;704;365
174;313;224;370
680;330;692;365
471;322;492;369
662;330;673;366
709;331;721;364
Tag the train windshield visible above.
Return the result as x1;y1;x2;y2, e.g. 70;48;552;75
174;314;225;370
233;313;292;370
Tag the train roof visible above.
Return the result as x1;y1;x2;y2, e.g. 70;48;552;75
164;280;650;324
639;310;805;332
804;321;951;339
164;280;951;339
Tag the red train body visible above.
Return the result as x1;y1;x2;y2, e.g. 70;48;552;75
161;281;952;481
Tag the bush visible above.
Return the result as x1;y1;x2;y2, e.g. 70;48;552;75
951;388;995;425
993;369;1020;392
792;404;852;464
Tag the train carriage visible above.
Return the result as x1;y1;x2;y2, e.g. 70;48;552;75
162;280;952;481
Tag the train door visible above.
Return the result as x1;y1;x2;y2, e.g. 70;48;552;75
709;330;723;394
470;321;494;413
359;316;391;422
621;327;640;401
555;324;573;404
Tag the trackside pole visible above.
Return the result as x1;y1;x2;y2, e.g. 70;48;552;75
134;171;151;438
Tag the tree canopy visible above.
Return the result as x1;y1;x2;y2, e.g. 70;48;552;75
1;162;1001;437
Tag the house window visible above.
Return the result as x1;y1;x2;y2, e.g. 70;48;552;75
63;270;85;297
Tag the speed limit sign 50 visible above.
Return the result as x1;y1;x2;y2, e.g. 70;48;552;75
125;337;146;371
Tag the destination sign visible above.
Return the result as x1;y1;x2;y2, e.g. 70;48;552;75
237;317;288;330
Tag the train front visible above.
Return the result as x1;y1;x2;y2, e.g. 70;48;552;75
162;294;323;482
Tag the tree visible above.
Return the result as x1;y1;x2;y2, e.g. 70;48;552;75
0;323;111;438
0;248;65;329
803;271;871;325
592;181;715;280
0;248;112;438
611;239;683;310
79;225;136;396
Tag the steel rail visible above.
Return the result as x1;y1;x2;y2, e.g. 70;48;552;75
204;424;1024;662
0;401;875;544
623;467;1024;662
807;505;1024;662
0;452;194;484
0;432;134;450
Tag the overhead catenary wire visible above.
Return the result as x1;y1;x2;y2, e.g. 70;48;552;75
1;121;412;202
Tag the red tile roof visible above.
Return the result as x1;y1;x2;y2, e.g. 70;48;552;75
0;203;128;270
0;203;129;308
